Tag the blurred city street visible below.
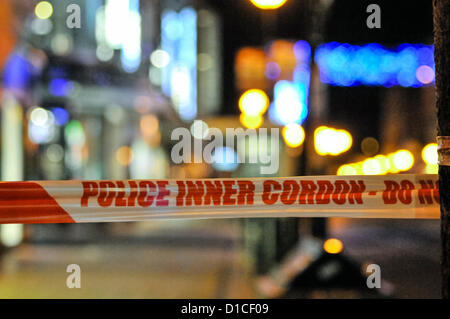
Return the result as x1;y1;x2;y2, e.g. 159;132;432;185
0;218;440;298
329;218;440;298
0;220;256;298
0;0;445;300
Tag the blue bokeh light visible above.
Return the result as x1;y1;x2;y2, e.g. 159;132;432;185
3;53;32;91
51;107;69;126
315;43;435;87
49;78;73;96
271;80;308;126
268;40;310;126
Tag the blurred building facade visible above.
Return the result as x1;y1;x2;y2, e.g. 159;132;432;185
0;0;225;245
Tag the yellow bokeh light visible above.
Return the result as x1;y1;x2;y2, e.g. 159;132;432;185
314;126;352;156
387;153;399;173
323;238;343;254
314;126;331;155
239;89;269;116
422;143;438;165
337;164;357;176
35;1;53;19
392;149;414;171
374;155;390;175
425;164;438;174
282;123;305;148
250;0;288;10
240;113;264;129
362;158;382;175
115;146;134;166
353;162;364;175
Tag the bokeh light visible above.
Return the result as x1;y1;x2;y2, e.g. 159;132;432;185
28;107;56;144
416;65;435;84
337;153;397;176
362;158;382;175
374;154;390;175
249;0;288;10
314;126;352;156
150;49;170;68
239;89;269;116
240;113;263;129
337;164;357;176
361;137;379;156
49;78;73;97
282;123;305;148
422;143;438;165
51;107;69;126
265;62;281;80
65;120;86;146
425;164;438;174
30;107;49;126
271;80;308;125
31;18;53;35
323;238;343;254
391;149;415;171
35;1;53;20
96;44;114;62
46;144;64;163
140;114;159;138
116;146;134;166
315;43;435;87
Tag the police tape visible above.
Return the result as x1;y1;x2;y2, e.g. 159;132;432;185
0;174;440;224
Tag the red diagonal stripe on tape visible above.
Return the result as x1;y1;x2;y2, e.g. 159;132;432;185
0;182;74;224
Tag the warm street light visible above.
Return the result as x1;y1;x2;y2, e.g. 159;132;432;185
282;123;305;148
362;158;382;175
249;0;288;10
314;126;353;156
239;89;269;116
240;113;264;129
422;143;438;165
323;238;344;254
337;164;357;176
390;150;415;172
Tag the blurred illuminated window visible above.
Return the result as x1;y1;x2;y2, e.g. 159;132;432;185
268;40;311;126
235;47;268;91
161;7;197;122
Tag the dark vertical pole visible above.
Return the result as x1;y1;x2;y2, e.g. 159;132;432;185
307;0;329;240
433;0;450;299
261;8;301;266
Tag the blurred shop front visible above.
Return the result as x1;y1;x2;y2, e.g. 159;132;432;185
0;0;225;246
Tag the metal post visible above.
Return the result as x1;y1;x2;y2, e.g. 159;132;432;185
433;0;450;299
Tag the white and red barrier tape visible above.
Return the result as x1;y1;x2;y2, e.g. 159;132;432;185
0;174;440;224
